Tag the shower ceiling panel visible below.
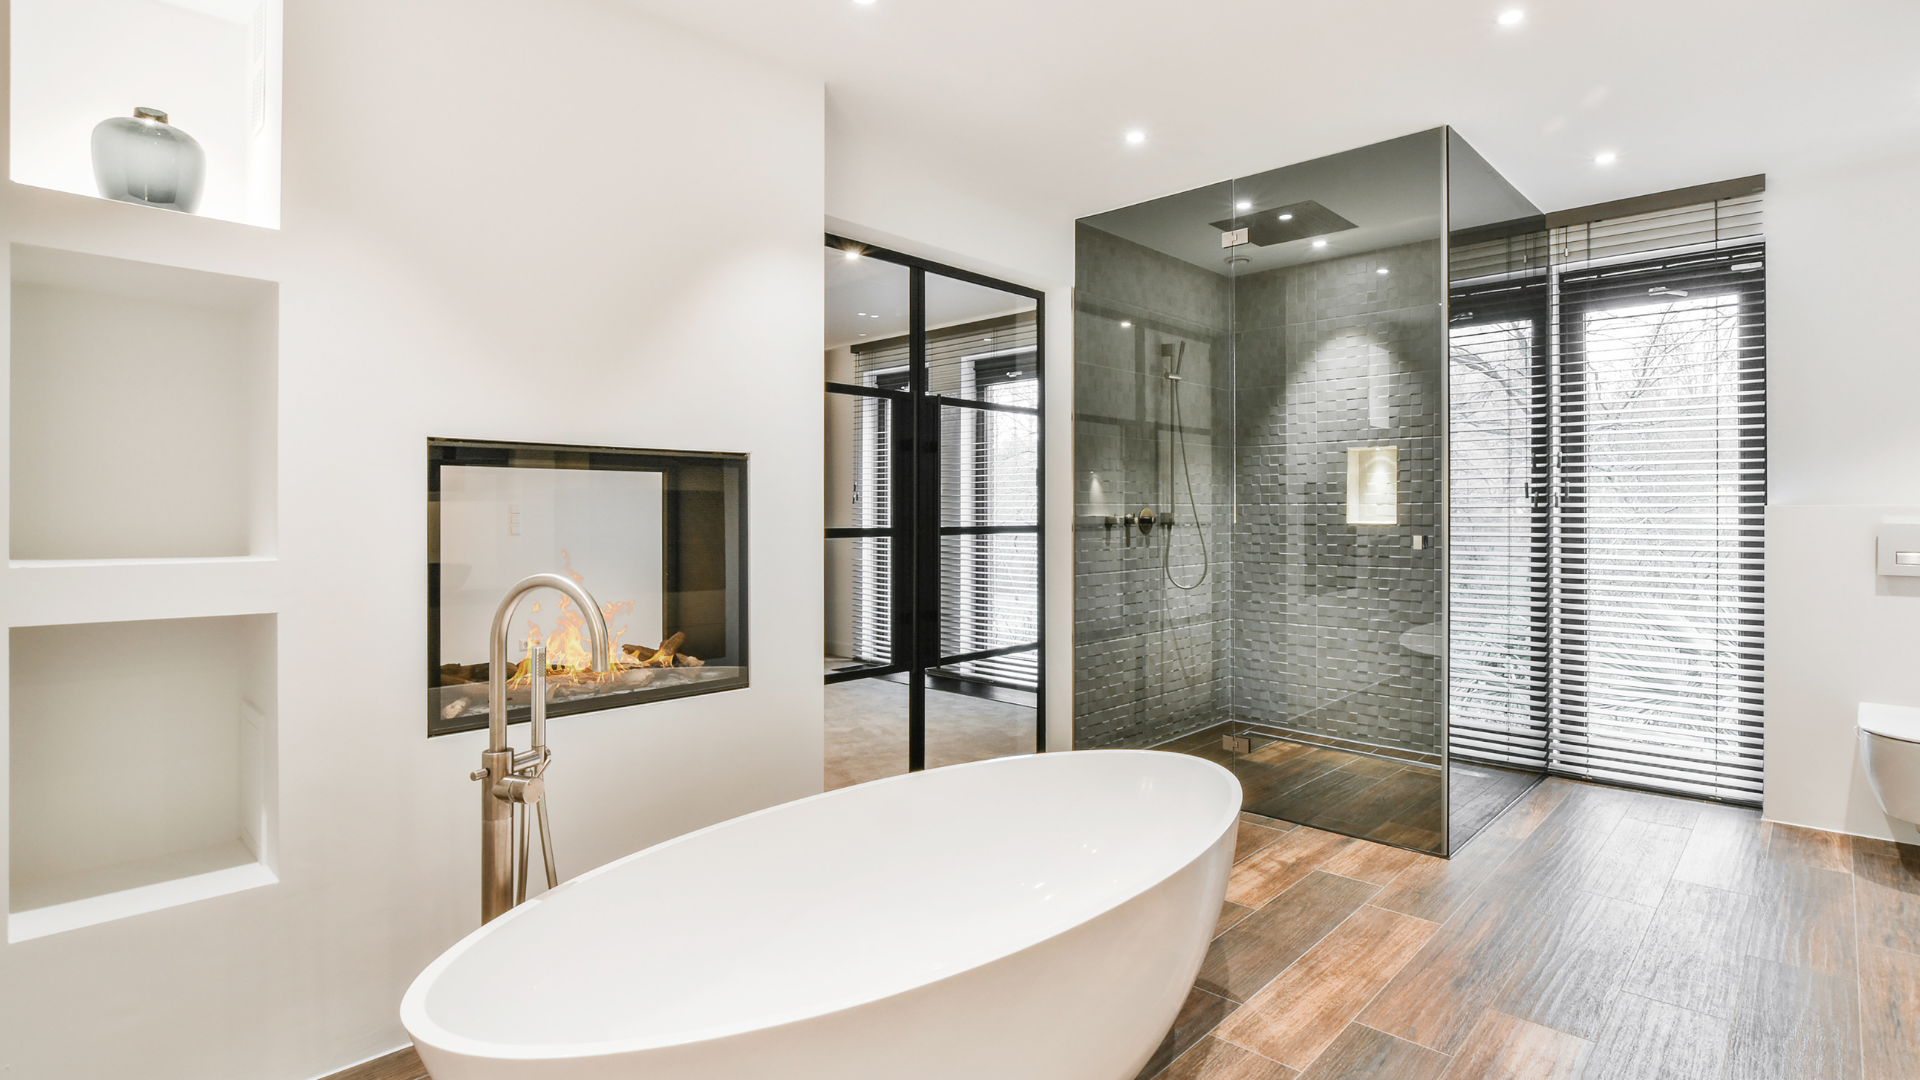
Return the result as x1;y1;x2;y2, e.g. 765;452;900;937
1081;131;1446;276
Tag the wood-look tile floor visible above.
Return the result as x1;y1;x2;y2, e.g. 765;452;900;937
1138;777;1920;1080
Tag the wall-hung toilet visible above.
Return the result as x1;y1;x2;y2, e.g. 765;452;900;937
1858;703;1920;822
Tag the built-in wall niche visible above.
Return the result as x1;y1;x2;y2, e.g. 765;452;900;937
8;613;277;941
10;0;282;228
10;244;277;562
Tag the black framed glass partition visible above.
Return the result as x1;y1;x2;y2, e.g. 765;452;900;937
824;237;1045;787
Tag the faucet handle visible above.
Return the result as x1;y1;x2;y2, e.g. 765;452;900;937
492;774;544;806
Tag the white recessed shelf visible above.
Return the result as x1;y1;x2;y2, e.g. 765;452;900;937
11;244;277;562
8;613;277;941
10;0;283;227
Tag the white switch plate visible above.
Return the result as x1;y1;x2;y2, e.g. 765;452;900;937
1876;524;1920;577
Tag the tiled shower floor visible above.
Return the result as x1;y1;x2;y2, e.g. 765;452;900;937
1157;723;1453;853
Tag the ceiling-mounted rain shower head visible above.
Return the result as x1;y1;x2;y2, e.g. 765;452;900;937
1210;199;1358;247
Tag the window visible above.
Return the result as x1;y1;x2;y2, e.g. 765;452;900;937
1449;183;1766;805
1550;244;1766;801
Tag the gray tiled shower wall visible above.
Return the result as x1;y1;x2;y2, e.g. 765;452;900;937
1075;226;1445;757
1073;225;1234;750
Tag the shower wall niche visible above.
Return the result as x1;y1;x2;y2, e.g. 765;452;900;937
1074;128;1548;856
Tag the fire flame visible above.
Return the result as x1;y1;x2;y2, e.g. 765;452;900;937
511;551;634;685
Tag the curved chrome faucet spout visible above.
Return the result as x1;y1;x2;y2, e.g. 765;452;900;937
486;573;611;754
478;572;610;924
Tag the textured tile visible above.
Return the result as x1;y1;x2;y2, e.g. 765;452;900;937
1765;822;1854;873
1623;790;1707;829
1358;894;1550;1054
1724;956;1861;1080
1226;827;1354;909
1292;1024;1449;1080
1495;891;1656;1039
1216;900;1254;939
1582;992;1730;1080
1217;906;1438;1070
1622;880;1754;1020
1859;943;1920;1080
1745;861;1857;975
1574;817;1691;909
1672;804;1769;896
1199;872;1378;1003
1236;821;1288;862
1157;1036;1298;1080
1136;986;1239;1080
1853;844;1920;956
1436;1010;1590;1080
1318;840;1433;886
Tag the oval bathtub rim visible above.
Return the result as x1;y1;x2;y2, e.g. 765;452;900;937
400;748;1240;1062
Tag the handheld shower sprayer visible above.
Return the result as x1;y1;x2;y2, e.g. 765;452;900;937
1160;340;1209;591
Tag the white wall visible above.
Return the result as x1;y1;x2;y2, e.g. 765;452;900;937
0;1;824;1078
1762;142;1920;839
826;122;1076;751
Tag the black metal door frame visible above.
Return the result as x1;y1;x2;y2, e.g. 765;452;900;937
824;235;1046;770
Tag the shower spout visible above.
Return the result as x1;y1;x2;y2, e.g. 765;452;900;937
474;573;610;924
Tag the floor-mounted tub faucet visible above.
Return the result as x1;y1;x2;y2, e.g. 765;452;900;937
472;573;609;924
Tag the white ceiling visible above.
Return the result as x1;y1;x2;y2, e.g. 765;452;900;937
627;0;1920;235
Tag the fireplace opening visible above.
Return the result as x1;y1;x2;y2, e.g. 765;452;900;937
427;438;748;737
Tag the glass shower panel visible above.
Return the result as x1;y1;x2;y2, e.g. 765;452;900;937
1444;131;1551;850
1075;180;1236;755
1224;131;1449;851
1074;134;1485;857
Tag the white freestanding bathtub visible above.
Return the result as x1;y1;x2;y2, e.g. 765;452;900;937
401;749;1239;1080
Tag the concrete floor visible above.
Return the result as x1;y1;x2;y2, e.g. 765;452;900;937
824;677;1036;790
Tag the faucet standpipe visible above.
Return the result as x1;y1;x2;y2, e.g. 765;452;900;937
476;575;609;924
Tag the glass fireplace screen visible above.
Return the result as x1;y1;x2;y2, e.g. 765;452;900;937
427;438;748;737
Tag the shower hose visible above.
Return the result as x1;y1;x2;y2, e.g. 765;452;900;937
1164;342;1209;592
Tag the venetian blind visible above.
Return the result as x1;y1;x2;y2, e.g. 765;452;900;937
1448;275;1551;772
1544;186;1767;803
852;313;1042;690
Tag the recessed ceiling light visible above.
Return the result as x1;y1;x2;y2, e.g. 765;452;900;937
1120;321;1132;328
857;312;866;316
1278;212;1294;221
1377;267;1390;275
1312;239;1328;249
1594;150;1618;165
1125;130;1146;146
843;250;860;260
1497;9;1524;26
1235;200;1252;211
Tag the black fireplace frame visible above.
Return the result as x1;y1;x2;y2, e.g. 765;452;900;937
426;437;749;737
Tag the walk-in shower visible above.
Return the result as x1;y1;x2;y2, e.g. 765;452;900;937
1074;128;1549;856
